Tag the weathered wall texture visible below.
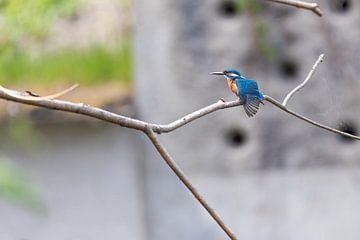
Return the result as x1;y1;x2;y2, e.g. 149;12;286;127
134;0;360;239
0;124;146;240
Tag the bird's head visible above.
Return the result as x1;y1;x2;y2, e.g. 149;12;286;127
211;69;243;80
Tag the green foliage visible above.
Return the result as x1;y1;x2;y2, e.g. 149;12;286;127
0;0;133;85
0;41;133;85
236;0;276;61
0;0;78;39
5;118;42;148
0;157;45;211
256;21;277;61
236;0;263;14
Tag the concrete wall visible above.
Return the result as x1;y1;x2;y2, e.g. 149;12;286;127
0;123;146;240
134;0;360;239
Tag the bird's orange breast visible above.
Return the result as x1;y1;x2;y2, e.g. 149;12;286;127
227;79;238;96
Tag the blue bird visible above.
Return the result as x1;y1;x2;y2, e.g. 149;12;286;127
211;69;265;117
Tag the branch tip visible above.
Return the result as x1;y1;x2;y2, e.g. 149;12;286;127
282;54;324;106
267;0;323;17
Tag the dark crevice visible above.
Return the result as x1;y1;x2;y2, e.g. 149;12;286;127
218;1;239;18
337;120;357;143
225;128;247;147
279;59;298;79
329;0;351;13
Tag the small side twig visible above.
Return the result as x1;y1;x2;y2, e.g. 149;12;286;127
266;0;323;16
283;54;324;106
0;84;79;101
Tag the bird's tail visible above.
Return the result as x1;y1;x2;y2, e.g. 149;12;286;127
243;96;262;117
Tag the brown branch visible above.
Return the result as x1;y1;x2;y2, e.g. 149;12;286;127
0;90;148;131
265;95;360;140
145;127;238;240
266;0;323;16
0;87;238;239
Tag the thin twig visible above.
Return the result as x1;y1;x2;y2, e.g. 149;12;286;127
0;84;79;101
266;95;360;140
283;54;324;106
145;127;238;240
266;0;323;16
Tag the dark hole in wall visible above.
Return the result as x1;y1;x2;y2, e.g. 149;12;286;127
279;59;298;79
218;1;239;17
329;0;351;13
225;128;247;147
337;120;357;143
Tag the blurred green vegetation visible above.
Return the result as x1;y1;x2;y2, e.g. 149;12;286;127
0;117;43;149
236;0;277;61
0;0;78;39
0;157;45;211
0;42;133;85
236;0;263;14
256;21;277;61
0;0;133;86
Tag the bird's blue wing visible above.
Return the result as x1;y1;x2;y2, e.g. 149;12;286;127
236;79;264;117
236;79;264;100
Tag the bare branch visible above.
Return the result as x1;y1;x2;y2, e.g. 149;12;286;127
151;99;242;133
265;95;360;140
0;87;238;239
0;85;359;141
0;89;148;131
283;54;324;106
0;87;242;133
145;128;238;240
266;0;323;16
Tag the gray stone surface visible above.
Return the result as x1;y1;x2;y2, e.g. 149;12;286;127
0;124;145;240
134;0;360;239
194;168;360;240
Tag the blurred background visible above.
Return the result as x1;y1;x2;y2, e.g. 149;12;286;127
0;0;359;239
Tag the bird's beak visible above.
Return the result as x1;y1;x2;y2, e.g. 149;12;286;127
210;71;224;75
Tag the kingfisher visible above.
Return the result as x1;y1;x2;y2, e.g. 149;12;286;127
211;69;265;117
